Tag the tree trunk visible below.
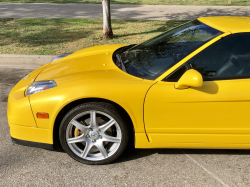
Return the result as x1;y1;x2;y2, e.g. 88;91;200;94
102;0;113;39
228;0;231;4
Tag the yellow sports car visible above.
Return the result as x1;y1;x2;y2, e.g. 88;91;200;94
8;17;250;165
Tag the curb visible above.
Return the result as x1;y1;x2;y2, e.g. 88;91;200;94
0;54;55;67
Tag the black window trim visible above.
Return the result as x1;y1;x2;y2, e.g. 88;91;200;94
203;75;250;81
163;63;189;82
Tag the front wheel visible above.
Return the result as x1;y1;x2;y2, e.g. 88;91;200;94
59;102;129;165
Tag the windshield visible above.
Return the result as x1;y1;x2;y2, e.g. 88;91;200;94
114;20;223;80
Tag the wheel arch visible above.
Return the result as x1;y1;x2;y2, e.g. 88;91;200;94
53;98;135;151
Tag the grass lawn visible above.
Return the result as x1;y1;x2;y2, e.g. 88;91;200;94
0;18;188;55
0;0;249;6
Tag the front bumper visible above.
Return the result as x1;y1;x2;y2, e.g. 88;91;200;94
9;123;53;144
7;64;54;147
11;137;53;150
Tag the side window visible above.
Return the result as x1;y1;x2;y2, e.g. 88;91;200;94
164;33;250;82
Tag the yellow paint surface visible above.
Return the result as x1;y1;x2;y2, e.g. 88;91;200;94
8;17;250;150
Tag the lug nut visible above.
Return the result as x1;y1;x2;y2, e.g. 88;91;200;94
99;135;102;139
92;139;96;143
86;135;90;138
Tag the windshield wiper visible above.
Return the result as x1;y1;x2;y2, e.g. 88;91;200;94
116;54;127;72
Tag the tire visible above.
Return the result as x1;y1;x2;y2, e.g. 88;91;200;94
59;102;129;165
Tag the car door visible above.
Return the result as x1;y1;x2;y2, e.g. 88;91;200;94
144;33;250;147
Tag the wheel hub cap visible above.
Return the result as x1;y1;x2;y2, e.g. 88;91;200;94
89;130;99;140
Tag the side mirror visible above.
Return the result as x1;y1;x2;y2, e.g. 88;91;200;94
175;69;203;89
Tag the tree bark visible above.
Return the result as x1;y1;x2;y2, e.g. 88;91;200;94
228;0;231;4
102;0;113;39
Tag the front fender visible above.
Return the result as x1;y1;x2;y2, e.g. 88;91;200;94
29;70;153;135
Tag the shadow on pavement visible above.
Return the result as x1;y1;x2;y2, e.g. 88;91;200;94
1;3;250;20
114;148;250;164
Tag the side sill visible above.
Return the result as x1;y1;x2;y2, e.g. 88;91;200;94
11;137;54;150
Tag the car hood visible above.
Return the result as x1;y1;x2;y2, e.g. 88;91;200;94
35;44;128;81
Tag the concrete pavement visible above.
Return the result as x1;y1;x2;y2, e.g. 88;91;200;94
0;3;250;20
1;66;250;186
0;54;55;69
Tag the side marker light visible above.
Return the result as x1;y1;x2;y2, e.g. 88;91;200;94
37;112;49;119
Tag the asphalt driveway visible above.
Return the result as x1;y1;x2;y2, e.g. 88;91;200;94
1;3;250;20
1;67;250;186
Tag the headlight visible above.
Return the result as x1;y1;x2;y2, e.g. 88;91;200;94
26;80;57;96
